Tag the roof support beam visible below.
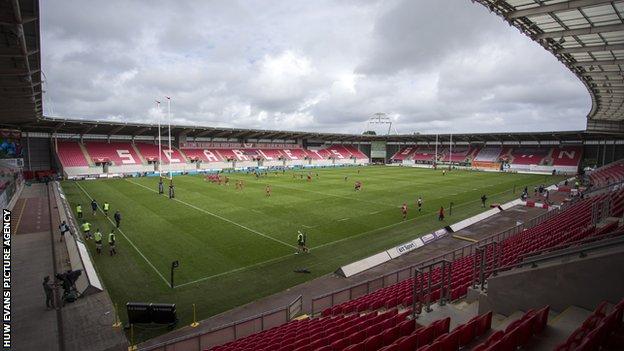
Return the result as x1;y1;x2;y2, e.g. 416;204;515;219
0;49;39;58
195;130;214;138
0;68;41;76
508;0;613;20
108;125;125;135
575;59;624;67
558;44;624;54
536;23;624;40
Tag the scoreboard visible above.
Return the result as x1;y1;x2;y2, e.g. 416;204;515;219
371;141;387;159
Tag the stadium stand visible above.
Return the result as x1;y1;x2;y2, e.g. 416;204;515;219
390;147;417;161
180;148;225;163
411;147;437;162
552;146;583;167
508;147;551;166
472;306;550;351
134;142;186;164
343;145;368;160
473;147;502;162
83;141;142;165
56;141;89;167
440;146;474;163
589;160;624;187
320;189;624;317
554;299;624;351
207;308;498;351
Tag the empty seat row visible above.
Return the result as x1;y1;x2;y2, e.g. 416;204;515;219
555;299;624;351
321;190;624;318
472;306;549;351
56;140;369;168
588;160;624;187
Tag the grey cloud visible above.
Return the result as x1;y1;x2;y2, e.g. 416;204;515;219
41;0;589;134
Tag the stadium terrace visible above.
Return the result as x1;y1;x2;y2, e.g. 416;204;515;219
1;1;624;351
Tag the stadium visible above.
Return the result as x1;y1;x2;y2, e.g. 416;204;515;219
2;1;624;351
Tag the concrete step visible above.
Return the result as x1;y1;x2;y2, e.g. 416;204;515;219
530;305;593;351
492;310;525;331
413;300;479;329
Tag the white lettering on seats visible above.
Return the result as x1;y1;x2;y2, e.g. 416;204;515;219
232;150;248;161
559;150;575;159
116;150;136;164
164;149;180;163
331;149;344;159
257;150;273;160
203;150;219;162
283;149;297;159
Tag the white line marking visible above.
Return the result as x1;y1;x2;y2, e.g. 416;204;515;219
174;253;294;289
75;181;171;287
338;218;350;222
125;179;297;250
266;182;397;208
310;185;529;251
251;209;263;214
302;224;318;229
370;211;381;214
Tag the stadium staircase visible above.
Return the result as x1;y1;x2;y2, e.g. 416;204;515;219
132;142;148;165
78;141;95;166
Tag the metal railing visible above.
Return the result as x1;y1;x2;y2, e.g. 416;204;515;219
139;294;303;351
310;206;561;315
490;233;624;275
411;259;452;318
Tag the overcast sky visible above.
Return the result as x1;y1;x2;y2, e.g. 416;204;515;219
41;0;590;135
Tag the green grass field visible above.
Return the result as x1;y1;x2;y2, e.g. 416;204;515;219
60;166;561;339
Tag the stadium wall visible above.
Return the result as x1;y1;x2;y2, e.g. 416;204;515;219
478;238;624;316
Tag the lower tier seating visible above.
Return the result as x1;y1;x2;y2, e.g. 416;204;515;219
555;299;624;351
321;190;623;317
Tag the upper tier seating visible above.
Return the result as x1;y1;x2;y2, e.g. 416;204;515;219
321;190;623;317
84;141;141;165
589;160;624;187
134;142;185;164
509;147;550;165
474;147;502;162
57;141;89;167
552;146;583;167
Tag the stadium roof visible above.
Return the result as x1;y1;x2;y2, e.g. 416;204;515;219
0;1;622;136
0;0;42;125
23;116;624;143
474;0;624;130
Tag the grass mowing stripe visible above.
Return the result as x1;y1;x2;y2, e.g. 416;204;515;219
174;252;294;289
74;181;171;287
125;178;298;250
261;182;397;208
310;185;519;251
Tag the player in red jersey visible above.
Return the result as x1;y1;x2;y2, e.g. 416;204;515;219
401;203;408;220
